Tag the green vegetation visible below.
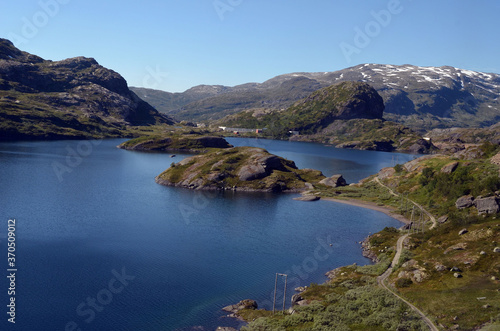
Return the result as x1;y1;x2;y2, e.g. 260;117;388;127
238;152;500;330
242;273;427;330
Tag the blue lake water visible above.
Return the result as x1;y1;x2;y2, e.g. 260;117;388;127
0;138;416;330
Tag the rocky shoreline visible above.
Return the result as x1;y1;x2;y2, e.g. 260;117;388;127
217;194;411;329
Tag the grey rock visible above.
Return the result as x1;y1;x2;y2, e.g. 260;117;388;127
494;247;500;253
435;264;447;272
441;161;459;174
474;196;500;214
319;174;347;187
304;182;314;190
237;154;285;181
454;273;462;278
291;294;304;306
437;215;449;224
456;195;474;209
222;299;258;313
293;195;320;202
450;267;462;272
458;228;468;235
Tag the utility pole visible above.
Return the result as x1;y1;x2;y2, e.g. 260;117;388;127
273;273;288;314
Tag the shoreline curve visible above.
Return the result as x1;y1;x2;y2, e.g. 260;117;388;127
321;197;411;225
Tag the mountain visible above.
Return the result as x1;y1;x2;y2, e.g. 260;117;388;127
133;64;500;130
0;38;175;140
220;81;432;153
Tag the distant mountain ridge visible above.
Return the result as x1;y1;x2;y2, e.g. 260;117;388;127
132;64;500;130
0;38;174;140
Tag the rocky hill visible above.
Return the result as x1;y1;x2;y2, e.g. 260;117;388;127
133;64;500;130
155;147;324;192
0;38;175;140
220;81;433;153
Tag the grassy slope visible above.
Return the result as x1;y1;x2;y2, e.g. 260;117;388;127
241;146;500;330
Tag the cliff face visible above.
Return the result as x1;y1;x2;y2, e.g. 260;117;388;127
0;38;175;140
155;147;325;192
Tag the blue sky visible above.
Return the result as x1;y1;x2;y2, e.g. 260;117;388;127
1;0;499;92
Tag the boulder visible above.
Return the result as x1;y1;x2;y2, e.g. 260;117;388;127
237;155;285;181
474;196;500;214
238;163;267;181
293;195;320;202
456;195;474;209
319;174;347;187
435;263;447;272
454;273;463;278
458;229;468;235
291;294;304;306
494;247;500;253
441;161;459;174
437;215;449;224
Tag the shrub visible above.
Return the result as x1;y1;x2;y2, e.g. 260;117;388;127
396;277;413;288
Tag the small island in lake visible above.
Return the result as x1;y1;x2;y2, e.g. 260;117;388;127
118;135;232;153
155;146;325;192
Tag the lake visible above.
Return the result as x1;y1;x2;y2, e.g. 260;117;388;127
0;138;416;330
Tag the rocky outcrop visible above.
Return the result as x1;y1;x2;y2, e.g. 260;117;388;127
407;138;436;154
0;38;174;140
237;154;285;181
474;196;500;214
222;299;258;320
319;174;347;187
293;195;320;201
441;161;459;174
155;147;325;192
456;195;475;209
291;294;306;306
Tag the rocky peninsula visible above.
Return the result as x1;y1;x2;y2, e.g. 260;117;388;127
155;146;324;192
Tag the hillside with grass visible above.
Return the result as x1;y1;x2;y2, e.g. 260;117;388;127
237;144;500;330
0;38;174;140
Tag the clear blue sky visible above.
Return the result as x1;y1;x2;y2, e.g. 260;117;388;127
1;0;499;92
